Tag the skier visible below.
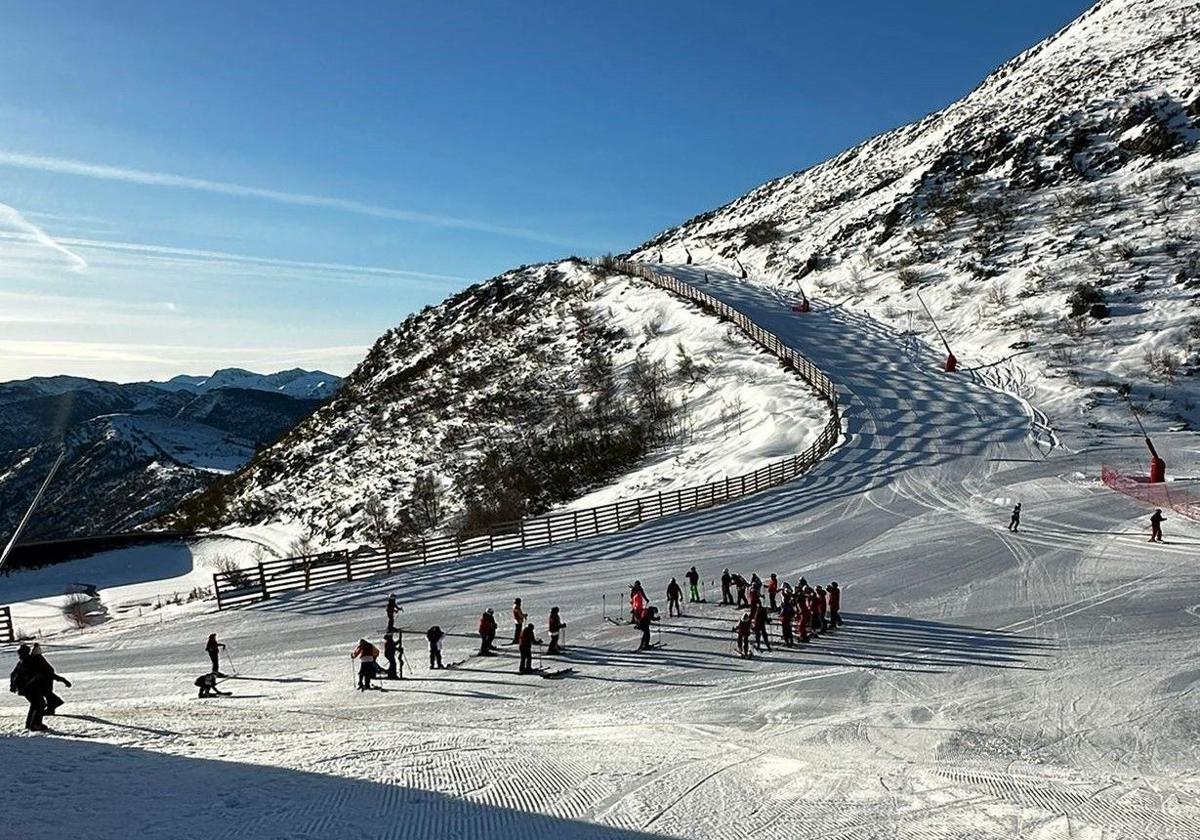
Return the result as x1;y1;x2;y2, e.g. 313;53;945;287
518;622;537;674
636;605;659;651
750;574;763;597
547;607;566;655
1008;503;1021;532
386;594;399;633
383;632;401;679
720;569;733;605
630;583;647;624
686;566;701;602
666;578;683;618
478;608;497;655
815;586;829;633
751;603;772;652
11;644;72;730
779;595;796;647
426;626;445;669
734;614;752;658
796;590;811;643
828;582;843;628
805;587;821;636
195;672;230;699
512;598;527;643
351;638;379;690
1150;509;1165;543
205;633;226;676
767;574;779;611
27;644;69;717
734;574;749;608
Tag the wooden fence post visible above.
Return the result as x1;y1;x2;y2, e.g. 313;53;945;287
213;574;224;611
346;552;353;582
258;563;270;601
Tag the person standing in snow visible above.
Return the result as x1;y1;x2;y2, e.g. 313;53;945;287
734;614;752;658
805;587;822;636
386;594;399;633
383;632;400;679
512;598;527;644
10;644;70;731
426;626;445;669
767;574;780;611
1150;509;1165;543
547;607;566;655
751;603;772;652
351;638;379;691
630;583;647;624
518;622;537;674
205;633;226;676
796;590;811;643
636;606;659;651
779;595;796;647
720;569;733;605
734;574;749;608
686;566;701;602
828;582;843;628
478;608;497;655
1008;503;1021;532
815;586;829;633
666;578;683;617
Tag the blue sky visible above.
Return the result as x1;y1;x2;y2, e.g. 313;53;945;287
0;1;1094;381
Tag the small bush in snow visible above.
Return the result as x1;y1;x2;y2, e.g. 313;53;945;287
1066;283;1108;319
1144;348;1179;383
215;555;252;588
897;267;924;290
743;220;782;247
62;594;94;630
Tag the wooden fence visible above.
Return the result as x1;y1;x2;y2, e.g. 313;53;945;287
213;261;842;609
0;606;13;644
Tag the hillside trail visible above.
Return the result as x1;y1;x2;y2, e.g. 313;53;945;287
5;265;1199;840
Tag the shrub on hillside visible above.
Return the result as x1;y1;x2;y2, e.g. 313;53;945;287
1067;283;1108;319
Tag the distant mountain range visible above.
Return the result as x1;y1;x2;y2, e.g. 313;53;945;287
0;368;343;542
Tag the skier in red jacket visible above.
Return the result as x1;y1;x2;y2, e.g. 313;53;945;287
518;623;537;674
734;614;752;658
796;591;811;643
478;609;497;655
767;574;779;611
828;582;842;628
547;607;566;654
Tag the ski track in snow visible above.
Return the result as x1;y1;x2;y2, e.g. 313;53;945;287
3;269;1200;840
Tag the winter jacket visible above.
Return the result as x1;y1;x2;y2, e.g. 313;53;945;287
513;604;526;624
479;613;497;634
666;582;683;601
828;586;841;611
425;627;444;646
352;641;379;662
631;591;646;615
752;607;770;630
384;637;398;658
686;569;699;586
735;620;751;639
767;577;778;594
518;625;535;652
205;637;223;654
548;613;564;634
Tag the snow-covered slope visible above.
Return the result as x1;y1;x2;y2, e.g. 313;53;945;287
5;272;1198;840
634;0;1200;442
176;259;830;546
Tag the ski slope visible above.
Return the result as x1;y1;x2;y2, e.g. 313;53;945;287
4;268;1200;840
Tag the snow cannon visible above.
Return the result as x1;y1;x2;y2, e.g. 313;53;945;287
1146;437;1166;484
791;297;811;314
944;352;958;372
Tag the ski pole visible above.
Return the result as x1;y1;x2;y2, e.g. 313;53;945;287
225;650;238;677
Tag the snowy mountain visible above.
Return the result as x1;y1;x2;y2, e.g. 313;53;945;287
172;259;829;545
633;0;1200;439
0;375;332;542
148;367;342;399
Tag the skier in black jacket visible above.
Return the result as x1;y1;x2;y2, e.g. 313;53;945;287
205;633;226;676
720;569;733;605
9;644;70;731
383;632;401;679
666;578;683;617
636;606;659;651
426;626;445;669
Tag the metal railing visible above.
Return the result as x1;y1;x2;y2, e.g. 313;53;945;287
213;261;842;608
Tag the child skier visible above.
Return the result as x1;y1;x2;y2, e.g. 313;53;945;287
426;626;445;669
1008;503;1021;532
734;614;752;658
686;566;701;602
518;622;537;674
512;598;527;643
721;569;733;605
383;632;401;679
479;608;497;655
351;638;380;690
195;672;230;699
1150;509;1165;543
547;607;566;655
205;633;226;676
666;578;683;617
828;582;843;628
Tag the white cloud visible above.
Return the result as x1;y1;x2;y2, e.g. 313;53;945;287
0;150;586;248
0;201;88;272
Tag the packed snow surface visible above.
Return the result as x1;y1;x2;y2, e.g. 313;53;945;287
3;271;1198;840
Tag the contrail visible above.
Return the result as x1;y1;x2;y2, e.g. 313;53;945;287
0;150;586;248
0;201;88;271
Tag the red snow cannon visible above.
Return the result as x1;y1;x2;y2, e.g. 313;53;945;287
1146;437;1166;483
944;352;958;372
791;297;810;314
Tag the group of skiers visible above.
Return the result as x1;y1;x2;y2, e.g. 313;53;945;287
718;570;842;657
8;643;71;731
